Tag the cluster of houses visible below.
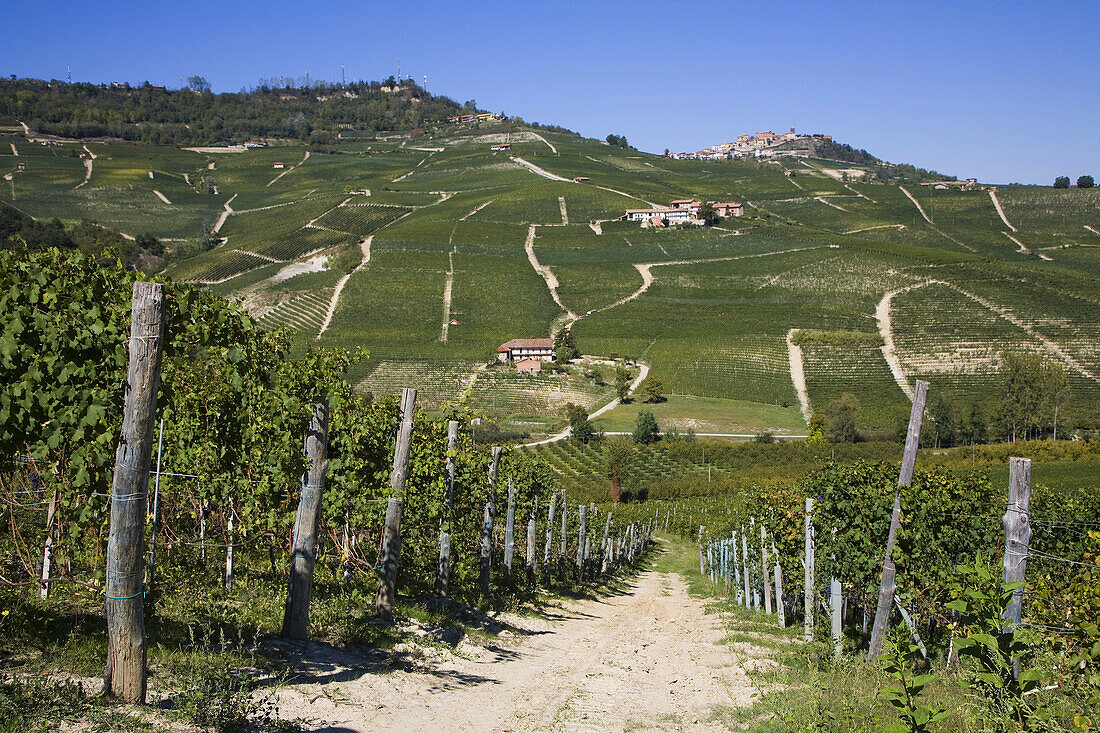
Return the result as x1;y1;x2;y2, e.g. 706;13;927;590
449;112;505;124
669;128;833;161
497;338;555;374
921;178;980;190
621;199;743;226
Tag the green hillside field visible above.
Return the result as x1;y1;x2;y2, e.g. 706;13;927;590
3;120;1099;438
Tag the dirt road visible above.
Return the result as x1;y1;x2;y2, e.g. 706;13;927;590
274;569;756;732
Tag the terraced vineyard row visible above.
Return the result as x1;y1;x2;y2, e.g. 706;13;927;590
256;290;333;335
356;359;481;408
317;203;412;236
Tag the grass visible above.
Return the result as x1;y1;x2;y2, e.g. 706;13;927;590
592;395;806;435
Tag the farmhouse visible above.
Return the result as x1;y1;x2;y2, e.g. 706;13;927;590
497;338;554;362
490;143;511;151
272;162;285;169
622;208;694;224
572;176;591;183
712;202;744;217
671;199;702;210
515;358;542;375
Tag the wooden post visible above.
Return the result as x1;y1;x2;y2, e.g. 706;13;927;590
435;420;459;598
830;527;842;657
560;489;567;566
868;379;929;661
374;388;416;623
342;514;351;585
773;538;785;628
39;485;58;599
526;495;537;575
282;399;330;638
105;281;165;704
804;498;815;641
698;525;706;574
731;531;742;605
600;511;612;574
544;491;556;568
1003;457;1032;678
224;499;235;591
504;477;516;579
576;506;585;572
478;446;502;598
741;526;751;610
761;523;773;615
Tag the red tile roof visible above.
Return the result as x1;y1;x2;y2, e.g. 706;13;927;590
498;338;554;352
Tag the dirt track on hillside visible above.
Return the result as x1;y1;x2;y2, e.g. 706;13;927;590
272;568;761;732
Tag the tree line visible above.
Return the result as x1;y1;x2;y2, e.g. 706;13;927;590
0;77;469;145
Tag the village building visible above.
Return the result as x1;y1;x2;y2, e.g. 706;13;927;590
272;162;285;169
711;202;744;217
623;208;694;224
490;143;511;151
497;338;555;362
572;176;591;183
515;358;543;375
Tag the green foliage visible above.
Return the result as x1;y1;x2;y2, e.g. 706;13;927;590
825;392;860;443
878;630;951;732
632;410;659;445
177;661;292;732
553;328;579;361
946;553;1046;727
639;375;665;404
1054;177;1071;189
566;403;596;445
1079;176;1095;189
614;365;632;402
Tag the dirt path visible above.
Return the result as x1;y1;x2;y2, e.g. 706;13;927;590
267;150;310;187
74;144;97;190
843;223;905;235
274;569;749;732
588;222;602;235
530;131;558;154
211;194;237;235
9;142;17;156
317;236;371;338
1003;231;1051;260
989;189;1016;231
558;196;569;225
512;156;571;182
526;362;650;446
786;329;813;422
814;196;849;212
525;224;577;319
876;283;924;400
440;248;455;342
152;189;172;205
460;200;493;221
393;151;437;182
1085;225;1100;238
899;185;932;224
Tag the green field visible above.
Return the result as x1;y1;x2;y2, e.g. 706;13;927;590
6;123;1100;434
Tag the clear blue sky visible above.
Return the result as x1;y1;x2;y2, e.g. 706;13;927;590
3;0;1096;184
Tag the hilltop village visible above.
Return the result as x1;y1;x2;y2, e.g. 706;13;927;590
670;127;830;160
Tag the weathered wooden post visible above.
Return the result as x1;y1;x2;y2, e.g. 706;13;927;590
373;388;416;624
773;538;785;628
560;489;568;570
105;281;165;704
868;379;929;661
698;525;706;575
283;399;331;638
526;495;538;576
804;498;815;641
830;528;842;657
761;523;773;615
39;485;59;599
731;531;742;605
741;526;751;610
504;477;516;580
1003;457;1032;678
224;499;235;591
435;420;459;599
600;510;612;574
478;446;502;598
544;491;556;573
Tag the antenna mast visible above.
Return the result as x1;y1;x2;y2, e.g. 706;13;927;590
67;65;71;84
341;64;345;85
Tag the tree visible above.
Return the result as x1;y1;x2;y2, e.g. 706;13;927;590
824;393;860;443
1054;176;1071;189
961;402;988;446
186;76;211;93
1041;360;1070;440
614;365;632;402
640;376;665;403
1078;175;1095;189
998;352;1043;441
697;202;720;226
807;412;827;444
604;437;635;502
553;328;579;362
566;403;595;444
633;410;659;444
605;134;628;149
929;392;957;448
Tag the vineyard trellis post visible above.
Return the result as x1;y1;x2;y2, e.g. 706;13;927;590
698;525;705;575
600;510;612;574
504;477;516;580
478;446;501;598
526;495;537;576
282;398;330;639
1003;456;1032;678
105;280;166;704
39;484;59;599
761;522;773;615
741;526;750;610
143;417;164;594
560;489;567;573
831;527;842;657
804;498;814;641
868;378;929;661
732;531;742;605
375;387;416;623
773;537;785;628
224;498;234;591
436;419;459;599
543;490;556;581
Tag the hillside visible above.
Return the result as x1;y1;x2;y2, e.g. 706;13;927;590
3;109;1099;442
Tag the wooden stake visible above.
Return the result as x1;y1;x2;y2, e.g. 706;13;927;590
773;538;785;628
374;388;416;623
282;399;330;638
544;491;556;569
804;498;815;641
105;281;165;704
761;523;773;615
504;477;516;579
868;379;929;661
224;499;235;591
436;420;459;598
1003;456;1031;680
741;526;750;610
577;505;586;578
526;495;537;575
831;527;842;657
478;446;501;598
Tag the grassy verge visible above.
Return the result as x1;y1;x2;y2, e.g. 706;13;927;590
653;532;1013;732
592;395;807;436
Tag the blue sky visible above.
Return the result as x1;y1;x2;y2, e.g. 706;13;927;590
3;0;1096;184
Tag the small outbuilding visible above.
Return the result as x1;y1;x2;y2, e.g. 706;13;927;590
516;358;542;375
